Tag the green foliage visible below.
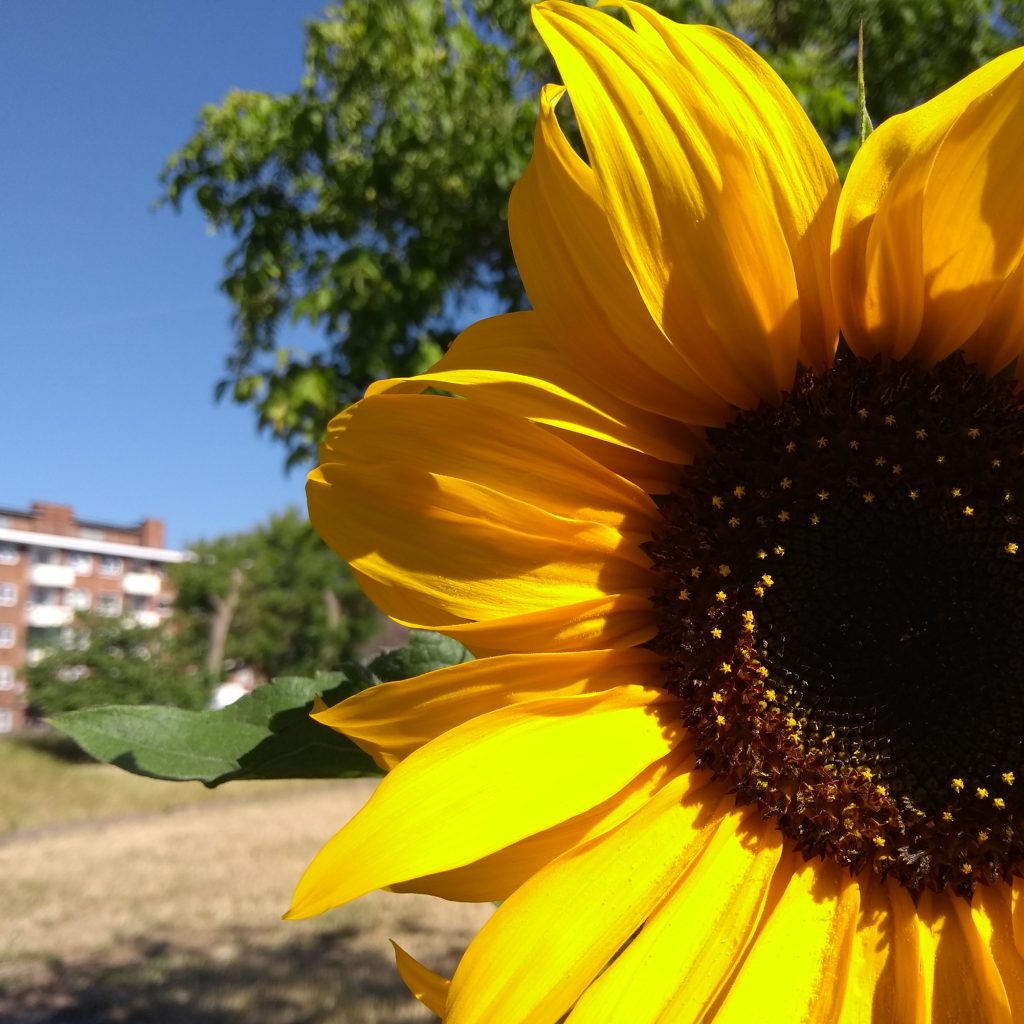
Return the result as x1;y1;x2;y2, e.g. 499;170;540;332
52;630;473;785
162;0;1023;466
27;511;379;720
367;628;474;682
27;615;207;717
53;671;380;785
171;507;379;680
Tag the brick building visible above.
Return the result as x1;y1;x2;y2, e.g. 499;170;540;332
0;501;186;731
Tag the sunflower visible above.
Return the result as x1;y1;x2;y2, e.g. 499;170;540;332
289;1;1024;1019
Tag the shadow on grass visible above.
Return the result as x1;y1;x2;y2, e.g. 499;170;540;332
3;730;95;765
2;925;463;1024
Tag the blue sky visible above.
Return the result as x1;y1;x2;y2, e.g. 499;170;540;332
1;1;335;549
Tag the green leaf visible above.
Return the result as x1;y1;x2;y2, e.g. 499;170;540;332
368;629;473;682
52;668;381;786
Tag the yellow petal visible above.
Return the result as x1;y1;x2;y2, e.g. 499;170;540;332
565;813;784;1023
962;254;1024;376
438;592;655;658
316;647;663;770
914;890;995;1023
287;685;680;920
308;394;655;629
533;2;805;408
619;1;840;371
509;83;731;423
953;884;1024;1022
833;48;1024;364
712;856;861;1023
393;747;690;903
1012;877;1024;960
369;311;699;472
887;882;928;1024
836;877;920;1024
445;770;733;1024
391;941;448;1019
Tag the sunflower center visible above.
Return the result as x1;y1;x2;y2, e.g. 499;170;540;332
648;353;1024;895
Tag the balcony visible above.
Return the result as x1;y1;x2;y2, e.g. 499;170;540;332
29;563;74;588
26;605;74;628
123;572;161;597
133;610;161;628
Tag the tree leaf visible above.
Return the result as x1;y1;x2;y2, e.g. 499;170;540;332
368;629;473;682
52;669;380;786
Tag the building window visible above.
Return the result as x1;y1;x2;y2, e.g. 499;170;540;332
96;592;122;617
30;547;57;565
29;586;59;606
0;667;13;690
0;542;18;565
98;555;122;578
0;583;15;607
66;588;91;611
0;625;14;649
0;709;12;733
68;552;93;575
80;527;105;541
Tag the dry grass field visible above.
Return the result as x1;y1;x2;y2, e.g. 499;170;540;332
0;735;492;1023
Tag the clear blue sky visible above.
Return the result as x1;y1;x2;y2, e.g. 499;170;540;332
1;1;333;549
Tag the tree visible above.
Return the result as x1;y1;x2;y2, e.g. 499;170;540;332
170;508;379;681
161;0;1023;466
27;615;207;717
28;511;380;718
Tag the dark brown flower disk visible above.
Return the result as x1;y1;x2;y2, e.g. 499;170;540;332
647;352;1024;896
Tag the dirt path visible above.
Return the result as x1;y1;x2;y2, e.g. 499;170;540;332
0;780;492;1023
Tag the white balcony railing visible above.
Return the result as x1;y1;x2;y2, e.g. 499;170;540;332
29;563;75;588
26;605;74;628
123;572;162;597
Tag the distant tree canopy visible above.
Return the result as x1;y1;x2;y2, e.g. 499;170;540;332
160;0;1024;467
171;507;378;682
28;510;380;717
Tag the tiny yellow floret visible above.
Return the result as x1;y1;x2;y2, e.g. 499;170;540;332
1003;772;1016;785
951;778;965;792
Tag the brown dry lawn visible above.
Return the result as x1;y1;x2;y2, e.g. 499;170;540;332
0;736;491;1023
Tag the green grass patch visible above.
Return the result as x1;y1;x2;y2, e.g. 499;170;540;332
0;730;334;836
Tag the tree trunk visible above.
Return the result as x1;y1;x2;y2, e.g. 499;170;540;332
206;566;245;678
